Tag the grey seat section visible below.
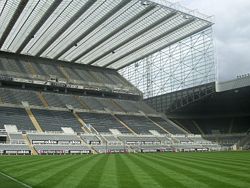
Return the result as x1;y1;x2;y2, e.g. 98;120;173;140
0;107;35;131
0;88;43;106
79;96;105;110
34;145;90;151
116;115;164;134
27;134;81;142
77;112;130;133
0;144;30;151
150;117;186;134
31;109;83;132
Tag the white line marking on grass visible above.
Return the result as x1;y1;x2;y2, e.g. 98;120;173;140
0;171;32;188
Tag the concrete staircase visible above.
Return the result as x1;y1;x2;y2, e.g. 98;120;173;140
22;134;37;155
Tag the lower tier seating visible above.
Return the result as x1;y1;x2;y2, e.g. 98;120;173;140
34;145;91;154
27;134;81;144
92;145;128;153
0;106;35;131
150;117;186;134
0;144;31;155
31;109;83;132
116;115;164;134
77;112;130;134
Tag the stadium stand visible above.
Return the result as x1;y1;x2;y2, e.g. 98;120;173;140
149;116;186;134
146;81;250;149
31;109;83;132
92;145;128;154
117;135;161;145
131;145;173;153
0;144;31;155
116;115;164;134
8;133;26;144
77;112;130;134
80;134;101;145
34;145;91;155
0;106;35;131
27;133;82;145
0;0;235;156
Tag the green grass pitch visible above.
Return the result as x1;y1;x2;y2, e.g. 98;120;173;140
0;152;249;188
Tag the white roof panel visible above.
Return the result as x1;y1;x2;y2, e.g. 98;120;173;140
0;0;212;70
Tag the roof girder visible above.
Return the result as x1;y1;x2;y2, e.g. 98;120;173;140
53;0;132;60
0;0;28;48
16;0;62;54
103;18;195;68
115;23;212;70
72;5;156;62
87;11;178;66
35;0;97;57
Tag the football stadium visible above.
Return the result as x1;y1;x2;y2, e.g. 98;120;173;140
0;0;249;187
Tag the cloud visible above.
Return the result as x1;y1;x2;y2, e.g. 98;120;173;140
175;0;250;81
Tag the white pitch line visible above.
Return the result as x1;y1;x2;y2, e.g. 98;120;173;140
0;171;32;188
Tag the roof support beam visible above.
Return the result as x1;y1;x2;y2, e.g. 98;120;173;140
104;18;195;68
35;0;97;57
87;11;177;65
16;0;62;54
116;24;212;70
72;5;156;62
0;0;28;49
53;0;132;60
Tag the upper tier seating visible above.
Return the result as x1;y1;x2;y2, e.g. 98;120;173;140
43;92;83;109
31;109;83;132
0;107;35;131
0;87;156;115
149;117;186;134
0;88;43;106
77;112;130;134
0;54;133;88
116;115;164;134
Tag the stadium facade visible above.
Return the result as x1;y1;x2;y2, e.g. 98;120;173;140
0;0;248;155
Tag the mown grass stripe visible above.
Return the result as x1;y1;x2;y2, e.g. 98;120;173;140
33;155;98;187
98;154;119;188
142;153;249;188
0;171;32;188
163;154;250;173
120;154;167;188
185;154;250;167
153;154;250;182
173;153;250;166
17;155;81;180
0;156;49;168
133;153;224;188
128;154;189;188
76;154;109;188
54;154;104;188
115;154;142;188
0;155;72;172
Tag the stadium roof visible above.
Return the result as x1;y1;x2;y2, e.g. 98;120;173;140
0;0;213;70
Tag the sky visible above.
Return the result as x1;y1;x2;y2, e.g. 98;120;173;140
173;0;250;81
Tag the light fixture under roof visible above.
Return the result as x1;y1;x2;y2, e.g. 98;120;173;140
140;0;150;6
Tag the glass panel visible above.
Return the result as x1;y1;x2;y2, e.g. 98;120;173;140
119;27;215;98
